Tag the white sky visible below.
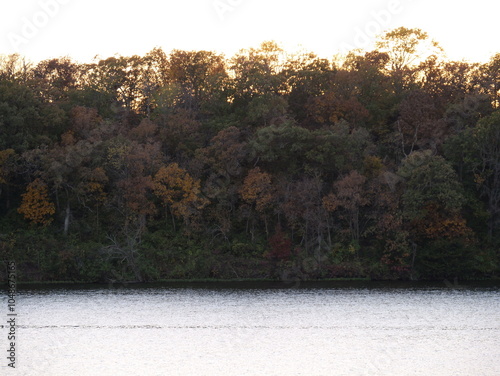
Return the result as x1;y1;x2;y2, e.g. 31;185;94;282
0;0;498;64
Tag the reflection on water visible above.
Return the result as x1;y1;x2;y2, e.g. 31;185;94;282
4;282;500;376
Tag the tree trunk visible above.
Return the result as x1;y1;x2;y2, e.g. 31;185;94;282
64;202;71;236
410;241;418;280
168;206;176;232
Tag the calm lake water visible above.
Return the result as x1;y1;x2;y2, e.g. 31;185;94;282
2;281;499;375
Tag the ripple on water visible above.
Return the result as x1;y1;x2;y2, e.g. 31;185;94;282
11;283;500;376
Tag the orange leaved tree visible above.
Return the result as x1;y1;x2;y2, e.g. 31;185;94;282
18;178;55;226
153;163;208;230
240;167;275;236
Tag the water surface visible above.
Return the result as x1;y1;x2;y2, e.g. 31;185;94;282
3;281;499;375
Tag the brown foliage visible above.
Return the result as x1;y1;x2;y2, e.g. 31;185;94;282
412;203;473;242
240;167;274;213
396;90;449;154
306;91;369;125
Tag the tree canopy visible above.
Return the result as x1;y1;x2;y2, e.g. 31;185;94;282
1;30;499;282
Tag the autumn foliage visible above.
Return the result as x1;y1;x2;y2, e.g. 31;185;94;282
240;167;274;213
17;178;56;226
1;29;499;282
153;163;207;220
267;225;292;260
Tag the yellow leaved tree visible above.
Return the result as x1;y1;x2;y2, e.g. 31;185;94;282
153;163;208;228
18;178;56;226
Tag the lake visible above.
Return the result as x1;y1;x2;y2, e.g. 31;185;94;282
3;281;500;375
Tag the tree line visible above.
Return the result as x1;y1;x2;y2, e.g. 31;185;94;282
0;27;499;282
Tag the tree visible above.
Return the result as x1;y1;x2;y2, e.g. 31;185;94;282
376;27;441;73
18;178;56;226
282;177;329;256
39;117;109;235
158;109;203;158
69;106;102;139
341;50;395;134
198;126;249;179
305;123;373;179
82;55;146;113
116;141;161;218
306;90;369;126
0;149;15;212
376;27;442;92
398;150;469;277
323;170;369;244
167;50;228;113
230;41;287;107
0;149;15;189
418;57;479;108
395;89;448;156
249;121;312;176
283;52;335;125
0;54;32;82
266;224;293;278
0;79;54;151
240;167;275;236
398;151;465;220
469;110;500;238
196;127;249;237
478;54;500;109
153;163;208;229
101;225;145;282
240;167;274;213
32;57;79;103
76;167;108;233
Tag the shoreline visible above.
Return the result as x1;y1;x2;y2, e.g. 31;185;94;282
6;277;499;288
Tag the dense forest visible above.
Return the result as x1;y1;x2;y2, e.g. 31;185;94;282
0;27;499;282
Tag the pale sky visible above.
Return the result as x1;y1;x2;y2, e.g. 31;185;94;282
0;0;498;64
